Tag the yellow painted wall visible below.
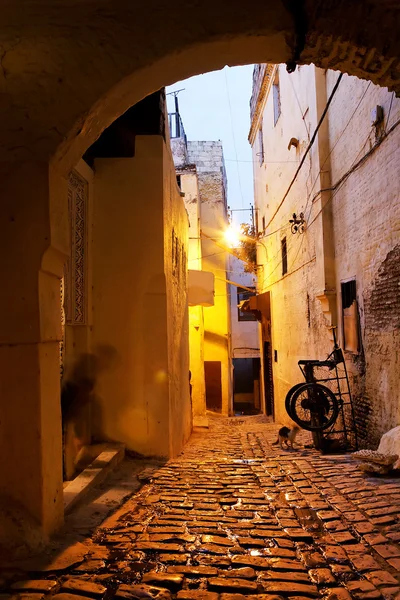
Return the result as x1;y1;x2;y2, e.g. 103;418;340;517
91;135;191;457
173;141;233;416
200;193;232;416
180;170;206;418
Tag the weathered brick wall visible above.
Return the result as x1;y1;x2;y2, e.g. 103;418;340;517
187;141;228;205
327;71;400;447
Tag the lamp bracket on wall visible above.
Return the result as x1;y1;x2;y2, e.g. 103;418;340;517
289;212;306;234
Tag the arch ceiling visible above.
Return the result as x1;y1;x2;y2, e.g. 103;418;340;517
0;0;399;174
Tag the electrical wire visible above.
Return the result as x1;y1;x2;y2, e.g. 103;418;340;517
188;249;226;262
385;91;396;133
307;116;400;230
224;159;299;164
256;76;372;241
292;79;372;218
258;83;373;289
258;115;400;290
288;75;311;140
293;80;372;231
264;73;344;231
224;68;245;208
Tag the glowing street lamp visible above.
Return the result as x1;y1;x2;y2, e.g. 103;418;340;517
223;225;241;247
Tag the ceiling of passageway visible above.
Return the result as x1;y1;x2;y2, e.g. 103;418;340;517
0;0;400;174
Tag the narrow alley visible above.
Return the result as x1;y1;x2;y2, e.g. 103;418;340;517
4;416;400;600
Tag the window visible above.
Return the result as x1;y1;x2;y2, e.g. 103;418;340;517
273;71;281;126
262;216;266;234
258;127;264;165
176;174;181;189
237;287;257;321
341;279;359;353
281;237;287;275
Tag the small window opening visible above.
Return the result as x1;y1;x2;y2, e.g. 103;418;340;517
258;127;264;165
281;237;287;276
176;174;181;189
273;70;281;126
237;287;257;322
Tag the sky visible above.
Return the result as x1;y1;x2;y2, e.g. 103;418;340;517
166;65;254;228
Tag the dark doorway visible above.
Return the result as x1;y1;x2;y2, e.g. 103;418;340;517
233;357;261;415
263;341;274;416
205;361;222;412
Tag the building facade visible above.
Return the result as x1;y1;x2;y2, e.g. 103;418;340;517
0;90;194;559
171;110;260;418
171;130;233;416
249;64;400;447
228;254;261;414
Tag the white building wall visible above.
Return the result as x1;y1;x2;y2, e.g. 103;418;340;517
250;63;400;444
251;64;330;425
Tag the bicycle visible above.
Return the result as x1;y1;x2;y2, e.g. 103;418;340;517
285;328;358;451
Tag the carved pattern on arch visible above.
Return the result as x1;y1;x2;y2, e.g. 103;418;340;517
66;170;88;325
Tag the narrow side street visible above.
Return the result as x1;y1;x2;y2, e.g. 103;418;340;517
3;416;400;600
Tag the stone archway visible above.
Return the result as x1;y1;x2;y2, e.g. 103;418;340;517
1;0;400;557
0;0;399;175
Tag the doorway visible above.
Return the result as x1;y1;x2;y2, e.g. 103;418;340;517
263;341;274;416
204;360;222;412
233;357;261;415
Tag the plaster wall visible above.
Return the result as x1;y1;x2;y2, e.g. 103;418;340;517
251;64;331;425
326;72;400;445
229;255;259;359
63;160;94;371
91;135;190;457
62;159;94;479
163;147;192;456
179;170;206;418
251;63;400;441
0;162;66;556
188;142;233;415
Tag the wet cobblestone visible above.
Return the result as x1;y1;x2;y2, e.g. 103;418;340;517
2;416;400;600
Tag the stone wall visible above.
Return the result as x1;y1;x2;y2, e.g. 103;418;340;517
326;71;400;446
163;145;192;456
250;64;331;426
3;1;400;176
91;135;191;457
251;63;400;445
188;141;233;415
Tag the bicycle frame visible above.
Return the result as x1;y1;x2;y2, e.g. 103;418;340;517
286;327;358;452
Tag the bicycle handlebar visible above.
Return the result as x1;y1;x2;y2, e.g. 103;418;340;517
298;359;337;368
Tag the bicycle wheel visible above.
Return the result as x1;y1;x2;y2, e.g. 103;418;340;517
289;383;339;431
285;383;305;419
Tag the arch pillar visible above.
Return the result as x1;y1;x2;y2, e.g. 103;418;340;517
0;161;68;556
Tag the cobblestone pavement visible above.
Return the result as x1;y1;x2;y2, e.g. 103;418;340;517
3;416;400;600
